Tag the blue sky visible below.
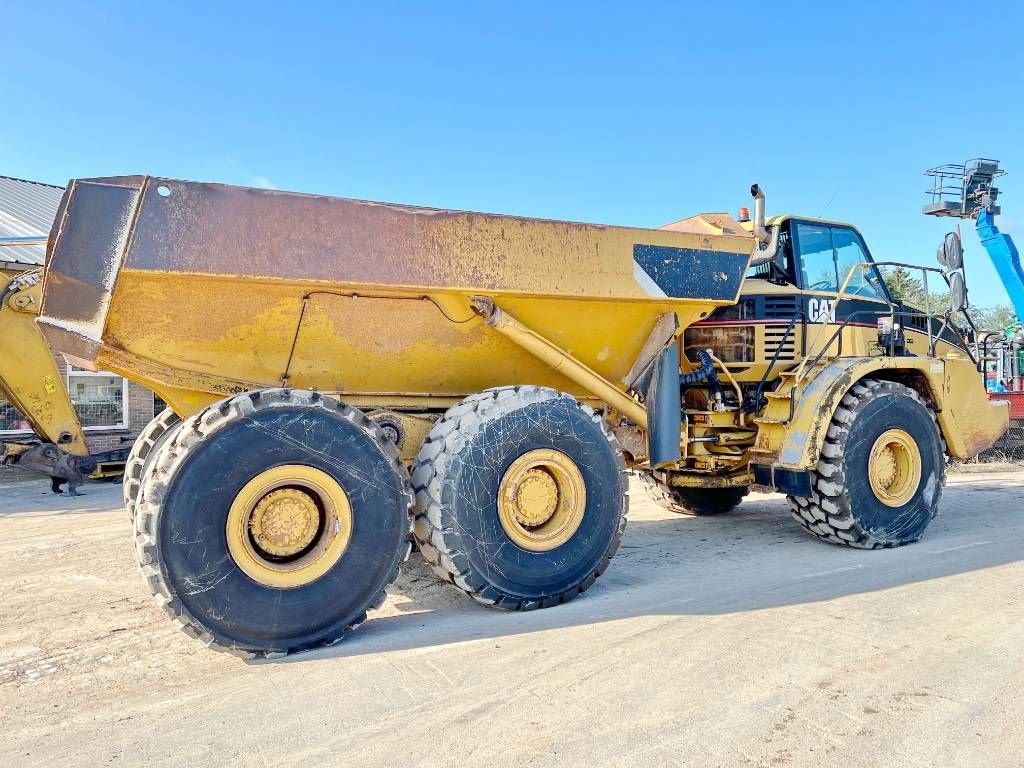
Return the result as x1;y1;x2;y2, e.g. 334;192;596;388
3;2;1022;306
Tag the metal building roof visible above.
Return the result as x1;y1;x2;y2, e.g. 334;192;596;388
0;175;65;268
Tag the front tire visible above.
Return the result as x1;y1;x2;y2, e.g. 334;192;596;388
788;379;945;549
411;386;627;609
134;389;413;656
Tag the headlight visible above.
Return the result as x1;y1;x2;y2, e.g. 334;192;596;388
683;325;755;363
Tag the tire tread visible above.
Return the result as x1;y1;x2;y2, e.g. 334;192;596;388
411;385;627;610
786;378;946;549
132;388;413;658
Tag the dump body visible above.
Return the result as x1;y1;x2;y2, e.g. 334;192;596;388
39;177;755;417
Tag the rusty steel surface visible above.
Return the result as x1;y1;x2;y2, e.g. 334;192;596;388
120;180;751;295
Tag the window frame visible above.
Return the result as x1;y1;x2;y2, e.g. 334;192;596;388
0;407;35;436
65;365;130;431
789;219;891;303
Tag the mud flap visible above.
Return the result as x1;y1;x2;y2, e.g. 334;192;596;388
751;464;812;497
646;344;682;467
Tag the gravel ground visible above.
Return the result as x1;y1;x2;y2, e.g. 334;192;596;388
1;471;1023;767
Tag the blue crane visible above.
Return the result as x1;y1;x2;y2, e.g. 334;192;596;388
924;159;1024;323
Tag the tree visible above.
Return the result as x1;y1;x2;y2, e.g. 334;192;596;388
881;266;1018;330
971;304;1018;334
882;266;924;303
881;266;946;311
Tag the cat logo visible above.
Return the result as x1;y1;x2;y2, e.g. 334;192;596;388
808;297;836;323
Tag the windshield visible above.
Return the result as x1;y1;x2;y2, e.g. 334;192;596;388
794;222;885;299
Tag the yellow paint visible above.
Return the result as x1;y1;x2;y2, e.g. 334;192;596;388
497;449;586;552
100;269;723;420
0;270;89;456
477;299;648;428
225;464;352;589
248;487;323;558
868;429;922;507
761;356;1007;470
366;410;437;463
37;176;1007;488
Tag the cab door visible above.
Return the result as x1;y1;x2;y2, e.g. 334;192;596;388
790;220;891;324
788;220;892;358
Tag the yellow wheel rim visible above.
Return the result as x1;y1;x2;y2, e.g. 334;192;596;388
497;449;586;552
226;465;352;589
867;429;922;508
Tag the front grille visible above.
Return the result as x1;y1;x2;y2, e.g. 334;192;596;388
763;295;800;319
764;324;796;361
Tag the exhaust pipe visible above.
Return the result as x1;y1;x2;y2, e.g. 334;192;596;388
749;183;779;266
750;184;769;244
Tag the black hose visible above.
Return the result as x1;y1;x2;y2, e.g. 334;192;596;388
680;348;725;404
680;349;717;386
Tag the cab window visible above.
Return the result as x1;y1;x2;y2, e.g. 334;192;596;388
795;223;835;291
794;222;885;300
832;228;884;299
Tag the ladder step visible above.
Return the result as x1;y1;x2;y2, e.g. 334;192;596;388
753;417;788;426
764;391;792;400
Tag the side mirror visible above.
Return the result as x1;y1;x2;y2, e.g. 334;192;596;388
948;271;968;312
937;231;963;271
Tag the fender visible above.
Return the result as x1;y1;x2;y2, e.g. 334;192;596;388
776;356;1008;470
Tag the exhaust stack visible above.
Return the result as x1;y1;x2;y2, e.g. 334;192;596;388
750;184;769;244
749;183;779;266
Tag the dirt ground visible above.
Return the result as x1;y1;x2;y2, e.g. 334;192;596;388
2;470;1023;768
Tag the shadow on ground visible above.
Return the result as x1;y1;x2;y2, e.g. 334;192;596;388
264;474;1024;664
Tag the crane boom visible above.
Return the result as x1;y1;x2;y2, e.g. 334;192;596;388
924;158;1023;321
976;208;1024;320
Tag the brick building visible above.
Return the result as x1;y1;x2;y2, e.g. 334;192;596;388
0;175;159;453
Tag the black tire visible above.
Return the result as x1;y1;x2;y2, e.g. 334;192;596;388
133;388;412;657
788;379;945;549
124;408;182;522
411;386;627;609
638;471;748;516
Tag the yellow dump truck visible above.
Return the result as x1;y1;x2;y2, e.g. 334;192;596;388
36;176;1007;656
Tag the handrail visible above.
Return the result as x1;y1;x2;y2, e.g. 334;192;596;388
785;304;971;424
750;311;808;412
798;261;961;382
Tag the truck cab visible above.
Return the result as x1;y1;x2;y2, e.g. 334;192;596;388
683;214;967;391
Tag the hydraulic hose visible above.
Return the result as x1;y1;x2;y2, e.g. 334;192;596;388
680;349;718;386
680;348;725;410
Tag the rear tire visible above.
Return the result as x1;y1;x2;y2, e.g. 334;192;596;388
411;386;627;609
124;408;182;522
787;379;945;549
134;389;413;656
638;471;748;516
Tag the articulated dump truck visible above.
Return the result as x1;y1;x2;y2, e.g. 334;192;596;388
37;176;1007;656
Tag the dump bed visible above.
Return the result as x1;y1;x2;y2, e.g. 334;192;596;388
39;176;755;415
